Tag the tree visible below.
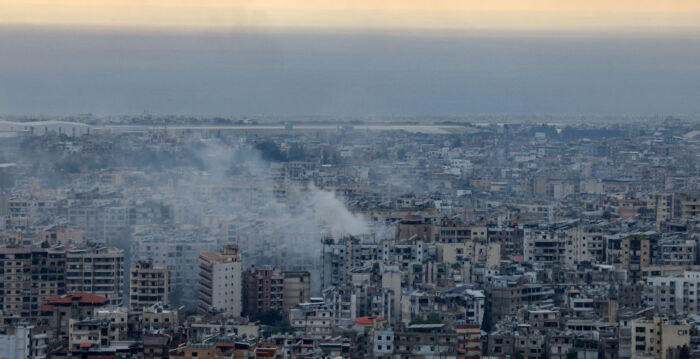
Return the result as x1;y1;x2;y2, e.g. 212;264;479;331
269;320;294;334
213;117;232;124
397;149;406;161
481;297;492;332
287;143;306;161
251;309;285;325
409;312;442;325
0;170;14;189
255;141;286;162
251;310;295;334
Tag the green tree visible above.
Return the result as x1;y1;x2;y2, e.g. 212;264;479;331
481;296;492;332
410;312;442;325
269;320;294;334
251;310;285;325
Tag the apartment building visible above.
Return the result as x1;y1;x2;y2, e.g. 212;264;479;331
0;248;66;318
42;292;110;344
631;317;690;359
393;325;459;358
489;280;555;320
488;226;524;260
0;324;47;359
243;268;311;315
431;220;474;243
655;193;675;225
654;192;700;225
289;302;334;337
282;271;311;313
524;227;566;265
68;318;107;349
395;216;433;241
621;234;655;283
0;324;31;359
244;266;284;316
656;239;696;266
320;235;379;289
564;224;606;266
5;198;56;232
129;260;170;310
65;247;124;306
94;306;128;342
455;324;482;359
132;226;218;309
198;245;242;317
142;303;179;331
645;271;700;315
677;193;700;220
436;241;500;268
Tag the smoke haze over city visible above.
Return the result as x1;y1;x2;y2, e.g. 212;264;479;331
1;2;700;358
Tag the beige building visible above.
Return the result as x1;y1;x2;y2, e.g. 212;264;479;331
129;260;170;310
198;245;243;317
66;247;125;305
142;303;179;330
655;192;700;227
436;241;500;268
621;235;653;283
282;271;311;312
43;292;110;343
564;225;605;267
431;221;485;243
68;318;105;349
631;317;690;359
523;228;566;265
655;193;675;225
677;193;700;220
94;306;129;342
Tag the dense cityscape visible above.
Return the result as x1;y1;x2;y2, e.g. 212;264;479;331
0;116;698;358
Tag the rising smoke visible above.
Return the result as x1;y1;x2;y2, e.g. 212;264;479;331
6;133;387;298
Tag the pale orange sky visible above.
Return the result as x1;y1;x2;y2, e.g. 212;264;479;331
2;0;700;31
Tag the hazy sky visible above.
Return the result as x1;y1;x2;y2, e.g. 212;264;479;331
3;0;700;30
1;1;699;116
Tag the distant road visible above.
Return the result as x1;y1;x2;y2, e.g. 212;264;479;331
1;119;472;135
98;124;467;135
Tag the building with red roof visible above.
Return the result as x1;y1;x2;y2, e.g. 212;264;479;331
41;293;110;345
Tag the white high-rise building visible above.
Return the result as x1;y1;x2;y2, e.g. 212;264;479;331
0;325;46;359
198;245;243;317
